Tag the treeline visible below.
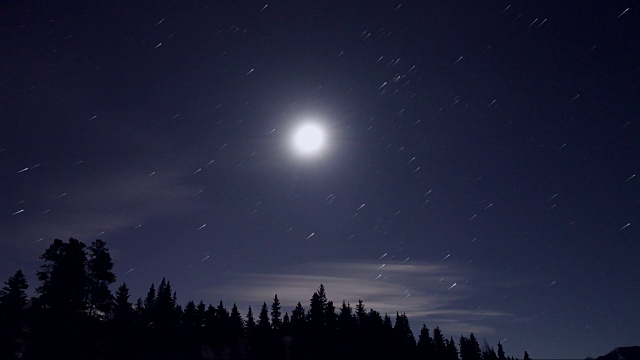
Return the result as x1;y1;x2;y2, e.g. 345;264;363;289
0;238;532;360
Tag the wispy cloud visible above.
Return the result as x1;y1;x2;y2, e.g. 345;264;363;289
5;170;205;245
200;261;524;336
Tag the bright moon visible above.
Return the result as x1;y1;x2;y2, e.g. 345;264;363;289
291;123;326;155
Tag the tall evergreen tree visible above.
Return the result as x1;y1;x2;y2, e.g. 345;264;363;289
0;269;29;311
282;312;291;335
460;335;470;360
468;333;483;360
524;351;531;360
483;340;498;360
179;300;202;360
0;270;29;360
337;300;355;333
30;238;92;360
86;239;116;317
270;294;282;332
393;312;417;359
229;303;245;339
156;279;180;329
355;299;367;327
325;300;337;330
253;302;273;359
113;283;133;322
308;284;327;328
36;238;88;315
446;337;459;360
433;326;447;359
497;342;507;360
109;283;135;358
141;283;156;328
418;325;435;359
257;302;271;332
246;306;256;336
291;302;306;332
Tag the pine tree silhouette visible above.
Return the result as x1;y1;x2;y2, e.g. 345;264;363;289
270;294;282;332
0;270;29;359
9;239;532;360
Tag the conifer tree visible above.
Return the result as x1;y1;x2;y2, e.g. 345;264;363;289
355;299;367;327
110;283;135;358
246;306;256;336
483;340;498;360
468;333;482;360
36;238;88;315
393;312;417;359
86;239;115;317
308;285;327;328
282;312;291;335
433;326;447;359
30;238;91;359
498;342;507;360
113;283;133;324
142;283;157;328
0;270;29;359
181;300;199;332
229;303;245;339
179;300;202;360
271;294;282;332
447;337;459;360
291;301;306;332
393;312;416;348
257;302;271;332
253;302;273;358
418;325;435;359
337;300;355;333
325;300;337;330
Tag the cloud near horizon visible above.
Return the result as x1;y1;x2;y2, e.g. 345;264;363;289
4;169;206;249
199;261;525;336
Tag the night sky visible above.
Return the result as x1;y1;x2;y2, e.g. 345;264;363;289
1;1;639;358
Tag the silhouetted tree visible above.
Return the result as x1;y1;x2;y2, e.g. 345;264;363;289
86;239;115;318
291;301;306;332
141;282;157;332
434;326;447;359
498;342;507;360
308;284;328;328
282;312;291;334
483;340;498;360
257;302;270;332
0;270;29;359
469;333;483;360
109;283;135;358
447;337;459;360
418;325;435;359
252;302;273;359
29;238;91;360
36;238;88;315
230;303;245;339
355;299;367;327
179;300;202;359
338;301;355;333
246;306;256;336
113;283;133;323
10;239;531;360
524;351;531;360
216;300;230;343
270;294;282;332
393;312;416;359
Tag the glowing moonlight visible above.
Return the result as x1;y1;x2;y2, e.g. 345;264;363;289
291;123;326;156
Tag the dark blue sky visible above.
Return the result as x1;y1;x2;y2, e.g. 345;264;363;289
1;1;638;358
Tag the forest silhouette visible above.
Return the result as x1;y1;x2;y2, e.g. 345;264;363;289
0;238;532;360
